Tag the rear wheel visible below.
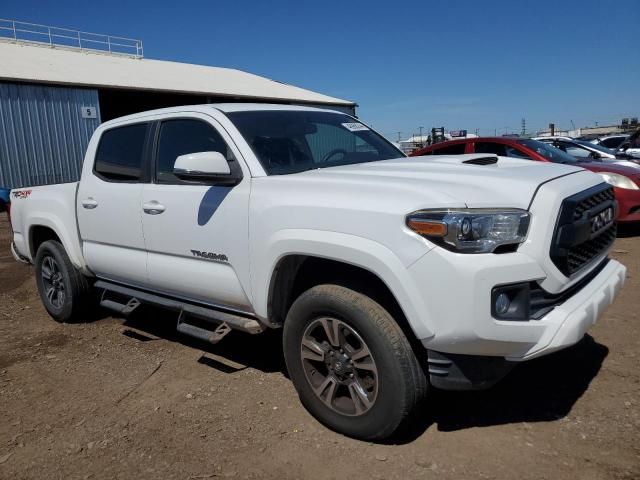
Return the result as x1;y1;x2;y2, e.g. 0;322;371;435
35;240;92;323
283;284;427;440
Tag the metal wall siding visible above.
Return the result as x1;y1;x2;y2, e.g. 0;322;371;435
0;82;101;188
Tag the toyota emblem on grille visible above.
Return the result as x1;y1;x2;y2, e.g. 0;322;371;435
591;207;614;234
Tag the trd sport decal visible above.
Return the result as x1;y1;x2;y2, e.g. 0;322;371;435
12;190;32;199
191;250;229;262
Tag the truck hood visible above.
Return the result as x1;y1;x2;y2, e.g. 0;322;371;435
292;154;585;209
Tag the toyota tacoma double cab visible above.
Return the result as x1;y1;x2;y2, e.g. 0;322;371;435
9;104;626;440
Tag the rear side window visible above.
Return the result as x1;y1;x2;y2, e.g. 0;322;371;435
94;123;148;181
475;142;506;156
156;119;235;183
432;143;466;155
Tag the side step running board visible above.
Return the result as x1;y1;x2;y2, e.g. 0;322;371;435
176;312;232;344
94;280;264;338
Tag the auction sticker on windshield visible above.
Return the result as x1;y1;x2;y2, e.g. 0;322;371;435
341;122;369;132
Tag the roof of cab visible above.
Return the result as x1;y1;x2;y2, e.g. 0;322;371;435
100;103;350;127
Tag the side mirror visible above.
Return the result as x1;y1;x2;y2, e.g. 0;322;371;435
589;151;601;160
173;151;231;180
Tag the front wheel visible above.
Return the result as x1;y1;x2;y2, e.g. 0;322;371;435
35;240;92;323
283;284;427;440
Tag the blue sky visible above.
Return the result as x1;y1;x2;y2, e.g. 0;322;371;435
3;0;638;140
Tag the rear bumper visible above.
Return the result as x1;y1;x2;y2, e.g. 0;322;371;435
11;241;31;265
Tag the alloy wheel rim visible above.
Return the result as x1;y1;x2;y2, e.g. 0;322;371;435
41;255;65;309
300;317;378;416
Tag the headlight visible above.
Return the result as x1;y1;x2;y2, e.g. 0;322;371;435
597;172;639;190
406;209;530;253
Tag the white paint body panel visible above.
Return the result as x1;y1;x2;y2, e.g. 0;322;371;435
10;104;626;362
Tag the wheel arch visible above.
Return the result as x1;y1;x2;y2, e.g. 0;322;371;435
254;230;434;340
26;215;86;271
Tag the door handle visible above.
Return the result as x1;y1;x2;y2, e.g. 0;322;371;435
143;201;166;215
81;198;98;209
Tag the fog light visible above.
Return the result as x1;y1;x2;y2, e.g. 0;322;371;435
495;293;510;315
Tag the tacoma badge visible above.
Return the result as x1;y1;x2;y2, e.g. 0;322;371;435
190;250;229;262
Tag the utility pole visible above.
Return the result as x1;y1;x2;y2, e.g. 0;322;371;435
419;126;424;143
397;132;402;142
521;118;526;136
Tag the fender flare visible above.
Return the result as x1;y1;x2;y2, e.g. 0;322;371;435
252;229;433;340
26;212;86;271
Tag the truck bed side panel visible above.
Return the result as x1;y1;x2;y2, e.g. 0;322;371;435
10;182;86;270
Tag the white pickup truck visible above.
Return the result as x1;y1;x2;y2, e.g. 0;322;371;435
9;104;626;440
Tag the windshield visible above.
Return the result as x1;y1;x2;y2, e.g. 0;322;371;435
574;140;614;155
227;110;404;175
518;139;578;163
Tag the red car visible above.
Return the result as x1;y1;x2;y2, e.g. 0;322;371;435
411;137;640;223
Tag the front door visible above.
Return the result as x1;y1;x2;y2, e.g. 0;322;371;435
77;121;151;285
141;113;253;312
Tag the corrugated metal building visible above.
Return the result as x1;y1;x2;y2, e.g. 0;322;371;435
0;26;356;188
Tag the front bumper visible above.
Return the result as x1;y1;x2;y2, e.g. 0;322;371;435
410;250;626;361
509;258;625;360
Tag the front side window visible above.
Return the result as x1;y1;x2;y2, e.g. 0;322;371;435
505;146;534;159
94;123;148;181
517;139;578;163
558;141;592;159
156;119;235;182
227;110;403;175
575;140;614;155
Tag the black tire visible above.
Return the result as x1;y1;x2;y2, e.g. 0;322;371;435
34;240;92;323
283;284;427;440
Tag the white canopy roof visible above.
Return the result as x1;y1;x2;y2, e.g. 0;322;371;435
0;40;355;107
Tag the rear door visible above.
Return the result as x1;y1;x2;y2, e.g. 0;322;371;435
77;122;152;285
140;112;253;312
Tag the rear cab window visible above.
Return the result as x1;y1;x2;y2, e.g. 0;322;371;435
94;123;149;182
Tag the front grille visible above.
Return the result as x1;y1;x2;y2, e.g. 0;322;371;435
566;227;616;273
550;183;617;276
572;187;614;220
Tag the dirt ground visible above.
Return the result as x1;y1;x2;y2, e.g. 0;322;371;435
0;217;638;480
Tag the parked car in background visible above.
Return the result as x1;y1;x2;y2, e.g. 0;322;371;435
412;137;640;223
616;129;640;160
0;187;10;213
591;135;629;150
533;137;640;167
